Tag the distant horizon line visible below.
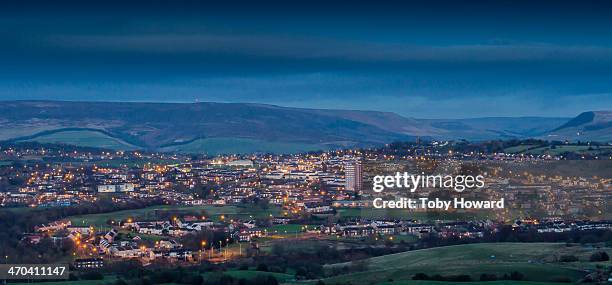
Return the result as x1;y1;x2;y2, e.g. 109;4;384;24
1;99;605;120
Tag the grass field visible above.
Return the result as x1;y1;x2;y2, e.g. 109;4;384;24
21;130;138;150
503;145;539;154
68;158;179;168
504;144;612;155
14;271;292;285
15;278;116;285
322;243;610;284
266;224;307;233
12;243;610;285
1;206;36;213
376;281;577;285
69;204;282;227
15;279;575;285
160;137;327;154
286;281;578;285
526;145;607;155
204;270;295;282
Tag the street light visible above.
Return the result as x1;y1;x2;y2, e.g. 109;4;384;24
224;239;229;260
200;241;206;263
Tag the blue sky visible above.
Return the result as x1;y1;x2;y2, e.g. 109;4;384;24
1;0;611;118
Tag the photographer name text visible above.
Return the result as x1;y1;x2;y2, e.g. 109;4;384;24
372;197;504;210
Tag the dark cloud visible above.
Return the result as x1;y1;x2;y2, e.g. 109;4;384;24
1;0;611;117
46;34;612;63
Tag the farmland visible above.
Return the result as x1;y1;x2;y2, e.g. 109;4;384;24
321;243;610;284
20;130;139;151
68;204;282;227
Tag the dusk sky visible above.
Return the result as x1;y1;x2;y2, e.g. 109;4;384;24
2;0;612;118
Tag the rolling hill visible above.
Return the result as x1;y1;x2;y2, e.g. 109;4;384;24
322;243;609;284
545;111;612;141
426;117;570;140
0;101;607;154
0;101;412;153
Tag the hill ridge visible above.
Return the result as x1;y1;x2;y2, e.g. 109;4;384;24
0;100;608;153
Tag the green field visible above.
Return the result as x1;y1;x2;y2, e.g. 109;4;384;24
503;145;539;154
1;206;35;213
15;278;116;285
286;281;577;285
15;279;573;285
160;137;327;154
322;243;610;284
504;144;612;155
266;224;307;233
21;130;138;150
69;204;282;227
12;243;610;285
204;270;295;282
14;271;292;285
376;281;577;285
15;131;330;154
526;145;606;155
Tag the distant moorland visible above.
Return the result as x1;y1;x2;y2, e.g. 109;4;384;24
0;101;609;154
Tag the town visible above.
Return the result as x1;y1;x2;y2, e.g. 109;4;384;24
0;140;609;270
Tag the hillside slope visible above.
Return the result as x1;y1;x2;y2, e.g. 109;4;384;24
545;111;612;141
0;101;411;152
323;243;607;284
0;101;606;153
